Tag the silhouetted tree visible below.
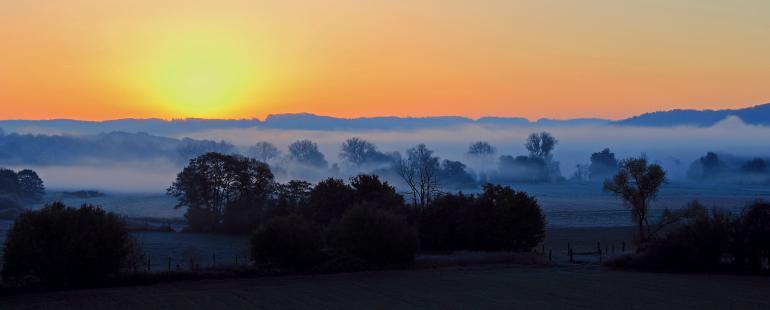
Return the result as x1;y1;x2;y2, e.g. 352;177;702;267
250;215;324;271
0;168;20;200
467;141;496;159
307;178;354;224
350;174;404;209
329;205;417;267
176;138;234;162
17;169;45;203
735;201;770;271
741;158;767;173
589;148;619;180
496;155;548;182
273;180;313;214
339;137;390;167
419;184;545;252
687;152;726;181
571;164;589;181
396;144;440;207
438;160;477;190
604;157;666;245
288;140;328;167
248;141;280;163
478;184;546;251
2;202;136;287
525;132;557;161
466;141;496;181
167;153;274;232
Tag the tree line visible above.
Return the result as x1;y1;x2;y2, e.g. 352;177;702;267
0;168;45;212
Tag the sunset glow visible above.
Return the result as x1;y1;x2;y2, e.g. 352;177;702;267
1;0;769;120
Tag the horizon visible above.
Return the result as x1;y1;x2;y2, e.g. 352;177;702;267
1;101;768;123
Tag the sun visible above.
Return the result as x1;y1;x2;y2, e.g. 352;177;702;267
138;29;262;118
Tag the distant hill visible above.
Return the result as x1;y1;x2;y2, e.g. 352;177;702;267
1;103;768;136
0;115;609;135
615;103;770;127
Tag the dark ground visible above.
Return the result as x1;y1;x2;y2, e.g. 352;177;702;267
2;264;770;310
2;226;767;310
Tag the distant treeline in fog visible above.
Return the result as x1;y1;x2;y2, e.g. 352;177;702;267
0;130;233;165
2;126;769;192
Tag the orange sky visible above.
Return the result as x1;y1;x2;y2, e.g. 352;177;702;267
1;0;769;121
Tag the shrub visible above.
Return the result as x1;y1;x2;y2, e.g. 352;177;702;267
418;185;545;252
330;205;418;267
418;193;475;252
735;201;770;271
475;185;546;251
250;215;325;271
2;202;134;287
625;206;735;271
606;201;770;273
307;178;354;224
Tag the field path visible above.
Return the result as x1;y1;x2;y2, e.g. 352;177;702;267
2;265;770;309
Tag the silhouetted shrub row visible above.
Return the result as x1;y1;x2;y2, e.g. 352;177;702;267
2;203;142;288
250;183;545;272
608;201;770;273
251;206;418;272
418;184;545;252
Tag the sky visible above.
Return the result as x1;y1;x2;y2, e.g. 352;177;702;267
1;0;769;121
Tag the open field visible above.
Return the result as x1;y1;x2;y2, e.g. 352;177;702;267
2;265;770;310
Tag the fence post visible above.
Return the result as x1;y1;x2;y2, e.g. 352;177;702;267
236;255;239;265
213;253;216;266
548;249;552;262
597;242;602;262
147;258;151;272
569;248;573;263
622;242;626;252
168;256;171;272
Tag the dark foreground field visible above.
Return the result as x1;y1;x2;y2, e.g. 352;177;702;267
3;265;770;310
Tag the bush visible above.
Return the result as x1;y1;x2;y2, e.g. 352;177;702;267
2;202;135;287
607;201;770;273
622;207;735;272
418;193;475;252
735;201;770;271
250;215;325;271
418;185;545;252
330;205;418;267
476;185;546;251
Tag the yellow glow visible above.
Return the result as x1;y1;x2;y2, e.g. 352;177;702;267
131;26;264;118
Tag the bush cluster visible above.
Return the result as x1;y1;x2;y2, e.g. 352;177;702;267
418;184;545;252
250;215;324;272
2;202;139;287
611;201;770;273
250;183;543;272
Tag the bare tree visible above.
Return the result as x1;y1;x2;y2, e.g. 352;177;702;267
248;141;280;163
467;141;496;158
525;132;557;161
340;137;380;167
603;156;666;246
467;141;496;179
288;140;327;167
396;144;440;208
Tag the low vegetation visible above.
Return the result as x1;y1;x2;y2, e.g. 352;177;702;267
607;201;770;273
250;215;324;272
2;202;141;288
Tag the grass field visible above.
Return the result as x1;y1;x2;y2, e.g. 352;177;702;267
2;265;769;309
